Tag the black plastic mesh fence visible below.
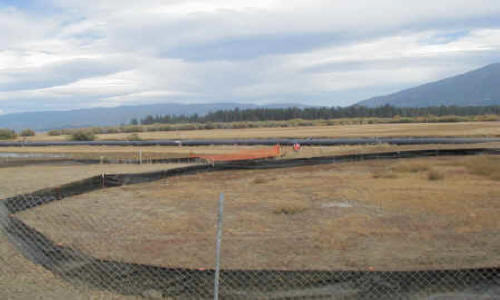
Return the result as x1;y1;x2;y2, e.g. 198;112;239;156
1;148;500;299
1;137;500;147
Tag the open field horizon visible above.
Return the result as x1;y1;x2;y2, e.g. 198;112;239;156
14;121;500;142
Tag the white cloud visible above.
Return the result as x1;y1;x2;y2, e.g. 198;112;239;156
229;28;500;98
0;8;55;47
0;1;499;113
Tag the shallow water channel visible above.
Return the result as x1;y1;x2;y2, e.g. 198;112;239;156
0;152;65;159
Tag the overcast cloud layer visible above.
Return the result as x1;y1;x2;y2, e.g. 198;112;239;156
1;0;500;113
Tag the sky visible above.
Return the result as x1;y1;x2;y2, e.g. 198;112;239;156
1;0;500;114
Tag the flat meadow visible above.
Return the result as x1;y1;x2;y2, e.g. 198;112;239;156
16;121;500;142
15;155;500;271
1;120;499;298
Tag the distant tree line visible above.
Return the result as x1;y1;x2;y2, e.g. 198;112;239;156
43;105;500;138
135;105;500;125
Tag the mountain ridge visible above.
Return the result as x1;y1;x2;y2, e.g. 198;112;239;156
0;102;310;131
357;63;500;107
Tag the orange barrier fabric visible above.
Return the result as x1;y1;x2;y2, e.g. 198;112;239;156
191;145;281;162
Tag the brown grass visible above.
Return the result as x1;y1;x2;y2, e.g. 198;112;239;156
272;202;309;215
427;169;445;181
17;121;500;141
1;163;184;299
1;142;499;162
372;168;398;179
15;155;500;271
391;161;431;173
463;155;500;181
0;234;137;300
0;163;191;199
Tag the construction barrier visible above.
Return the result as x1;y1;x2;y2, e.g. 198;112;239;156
1;137;500;147
190;145;281;162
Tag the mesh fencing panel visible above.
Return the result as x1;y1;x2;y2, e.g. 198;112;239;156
1;148;500;299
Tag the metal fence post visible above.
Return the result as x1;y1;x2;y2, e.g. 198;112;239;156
214;193;224;300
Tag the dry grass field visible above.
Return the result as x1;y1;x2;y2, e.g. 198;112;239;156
0;163;191;198
17;121;500;141
16;155;500;271
0;233;136;300
1;142;500;162
0;163;188;300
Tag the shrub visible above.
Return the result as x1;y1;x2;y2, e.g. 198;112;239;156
126;133;142;141
145;126;158;132
372;169;398;179
103;127;120;134
427;169;444;181
273;202;308;215
474;114;500;122
0;128;17;140
70;130;96;141
20;129;36;137
90;127;105;134
436;115;467;123
231;122;248;129
203;122;216;130
48;129;63;136
298;121;315;126
252;176;277;184
253;177;268;184
177;124;197;131
157;125;173;131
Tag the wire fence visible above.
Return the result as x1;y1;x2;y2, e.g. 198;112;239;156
1;148;500;299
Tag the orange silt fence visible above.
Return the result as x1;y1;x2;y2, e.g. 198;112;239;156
190;145;281;162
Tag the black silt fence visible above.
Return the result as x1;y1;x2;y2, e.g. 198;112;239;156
1;137;500;147
1;148;500;299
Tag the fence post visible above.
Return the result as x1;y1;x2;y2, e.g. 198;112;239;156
214;193;224;300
